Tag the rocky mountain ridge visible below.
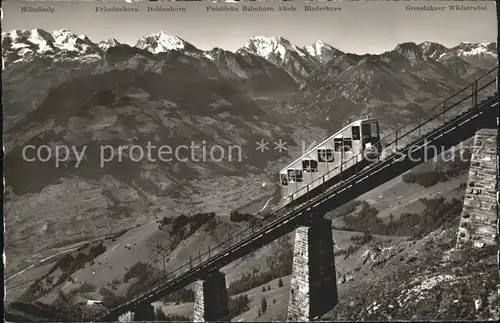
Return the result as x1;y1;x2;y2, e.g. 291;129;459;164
3;29;497;80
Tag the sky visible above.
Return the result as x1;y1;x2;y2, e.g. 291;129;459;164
2;0;497;54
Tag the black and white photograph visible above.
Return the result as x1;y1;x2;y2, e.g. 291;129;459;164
2;0;499;321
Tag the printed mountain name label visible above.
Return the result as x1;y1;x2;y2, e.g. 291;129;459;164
95;6;139;13
206;5;296;12
406;4;488;11
304;5;342;12
279;6;297;12
241;6;274;12
206;5;238;12
148;6;186;12
20;6;55;13
448;4;487;11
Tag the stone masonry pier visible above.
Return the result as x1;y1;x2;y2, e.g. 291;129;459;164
287;217;338;321
457;129;498;248
132;303;154;321
193;271;229;322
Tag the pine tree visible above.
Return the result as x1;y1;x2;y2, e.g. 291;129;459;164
278;278;284;288
261;296;267;314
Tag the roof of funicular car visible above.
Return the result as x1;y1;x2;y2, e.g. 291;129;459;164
279;118;378;173
361;118;379;124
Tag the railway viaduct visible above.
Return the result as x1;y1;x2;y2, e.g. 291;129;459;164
93;68;499;323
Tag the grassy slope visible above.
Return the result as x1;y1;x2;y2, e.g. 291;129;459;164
324;231;499;321
9;140;498;321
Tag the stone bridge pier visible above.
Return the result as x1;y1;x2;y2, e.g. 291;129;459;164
456;129;498;248
287;217;338;321
193;270;230;322
131;303;154;321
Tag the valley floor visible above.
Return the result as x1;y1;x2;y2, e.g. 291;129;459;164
5;142;499;322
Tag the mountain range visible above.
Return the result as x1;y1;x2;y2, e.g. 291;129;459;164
3;29;496;128
2;28;497;302
3;29;497;128
3;29;497;77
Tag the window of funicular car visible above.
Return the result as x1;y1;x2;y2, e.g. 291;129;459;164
343;138;352;151
352;126;361;140
287;169;303;182
334;139;342;151
317;149;334;162
281;174;288;186
370;123;379;138
294;169;303;182
302;159;318;172
362;123;371;138
302;160;309;168
303;159;319;171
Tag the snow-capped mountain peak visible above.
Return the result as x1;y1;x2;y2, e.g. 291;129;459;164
51;29;79;44
239;36;321;83
2;28;497;79
2;28;102;67
135;32;194;53
304;40;330;56
50;29;96;52
241;36;308;61
453;42;496;57
25;29;56;53
98;38;121;51
418;41;449;60
1;29;55;54
304;40;344;63
449;41;497;69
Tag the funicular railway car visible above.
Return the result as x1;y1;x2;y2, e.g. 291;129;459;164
279;118;381;208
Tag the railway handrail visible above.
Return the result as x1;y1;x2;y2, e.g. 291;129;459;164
94;66;498;320
286;66;498;199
